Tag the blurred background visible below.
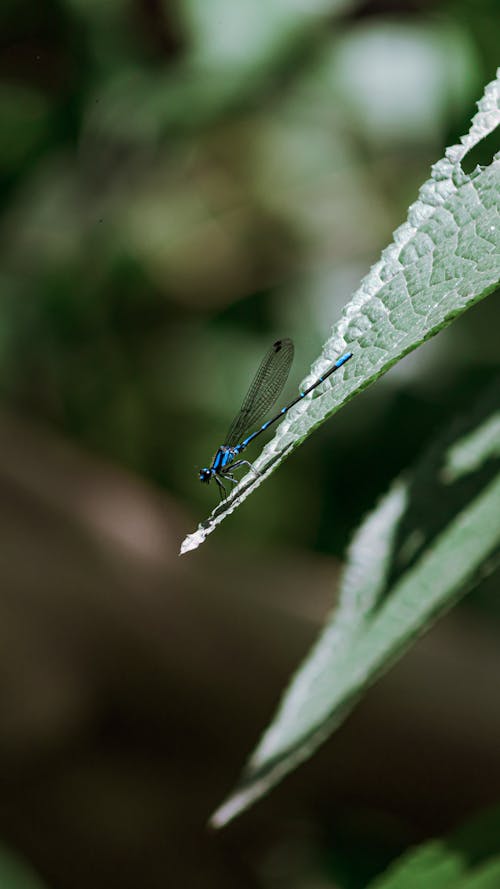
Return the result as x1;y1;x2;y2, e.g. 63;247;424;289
0;0;499;886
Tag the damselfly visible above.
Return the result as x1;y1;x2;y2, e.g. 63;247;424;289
199;339;352;498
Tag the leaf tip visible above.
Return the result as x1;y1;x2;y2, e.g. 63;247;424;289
208;789;252;830
179;526;207;555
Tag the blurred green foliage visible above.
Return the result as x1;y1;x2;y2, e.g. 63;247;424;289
1;0;498;553
365;805;500;889
0;2;499;888
0;844;48;889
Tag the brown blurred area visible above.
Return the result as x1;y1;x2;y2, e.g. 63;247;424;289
1;0;499;886
0;413;499;888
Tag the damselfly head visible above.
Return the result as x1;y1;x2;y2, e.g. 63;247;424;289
199;468;211;483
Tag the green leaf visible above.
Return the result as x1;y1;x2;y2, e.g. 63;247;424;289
0;844;49;889
365;841;465;889
181;69;500;555
451;805;500;866
209;377;500;826
365;806;500;889
364;847;500;889
457;861;500;889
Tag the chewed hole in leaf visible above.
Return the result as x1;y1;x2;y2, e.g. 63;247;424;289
460;124;500;174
